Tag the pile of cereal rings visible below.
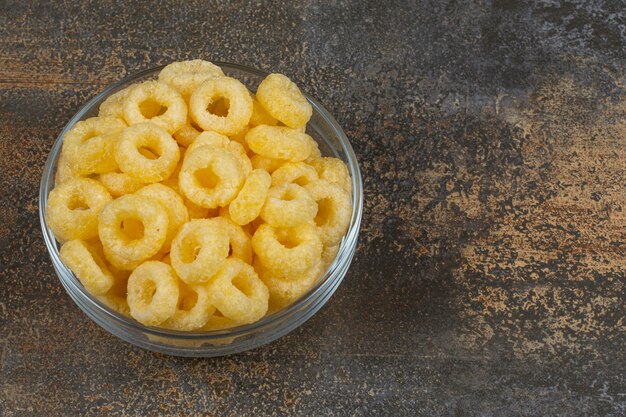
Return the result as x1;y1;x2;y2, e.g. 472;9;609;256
46;60;352;331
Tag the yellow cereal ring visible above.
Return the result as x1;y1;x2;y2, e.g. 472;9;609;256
115;123;180;183
162;281;216;331
46;178;112;242
55;151;90;185
321;243;341;269
305;135;321;161
310;157;352;193
254;259;322;310
179;145;244;209
60;240;114;295
96;258;131;316
252;223;322;275
249;97;278;127
98;194;169;270
123;81;187;133
170;219;230;284
99;171;145;197
127;261;179;326
189;76;253;135
158;60;224;100
228;169;271;226
306;180;352;246
245;126;312;162
250;154;284;173
207;259;269;324
187;132;252;177
207;217;252;264
271;162;318;187
136;183;189;252
99;87;130;119
173;120;202;147
200;312;240;331
260;183;317;228
256;73;312;128
61;116;126;175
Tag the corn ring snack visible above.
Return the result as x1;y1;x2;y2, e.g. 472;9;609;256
254;259;322;310
60;240;114;295
245;125;312;162
123;81;187;133
170;219;230;284
200;312;240;331
55;151;88;185
46;178;112;242
115;123;180;183
189;76;253;135
271;162;319;187
249;97;278;127
306;180;352;246
98;194;169;270
136;184;189;252
255;73;312;129
61;116;126;175
162;281;216;331
127;261;179;326
305;135;322;161
98;170;145;197
179;145;244;209
187;131;252;177
158;60;224;100
207;217;253;264
173;119;202;147
252;223;322;275
260;183;317;228
310;157;352;193
207;258;269;324
228;169;271;226
99;83;161;120
95;259;131;316
250;154;284;173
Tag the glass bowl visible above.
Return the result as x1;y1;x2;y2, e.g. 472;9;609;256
39;62;363;357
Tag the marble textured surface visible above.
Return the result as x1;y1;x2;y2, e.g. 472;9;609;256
0;1;624;415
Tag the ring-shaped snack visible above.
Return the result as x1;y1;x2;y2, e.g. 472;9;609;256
305;180;352;246
123;81;187;133
136;183;189;252
169;219;230;284
251;223;322;275
179;145;244;209
271;162;319;187
46;178;113;242
162;280;216;331
187;131;252;177
60;239;115;295
127;261;179;326
189;76;253;136
206;217;253;264
249;97;278;127
206;258;269;324
255;73;312;129
260;183;317;228
245;125;312;162
61;116;126;175
98;194;169;270
228;169;271;226
250;154;284;173
254;259;322;310
115;123;180;183
310;157;352;193
98;170;145;197
158;60;224;100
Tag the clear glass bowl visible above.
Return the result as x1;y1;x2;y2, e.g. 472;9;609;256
39;63;363;357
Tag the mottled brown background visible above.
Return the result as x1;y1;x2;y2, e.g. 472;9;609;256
0;1;624;416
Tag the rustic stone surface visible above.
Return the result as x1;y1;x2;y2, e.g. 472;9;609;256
0;1;624;415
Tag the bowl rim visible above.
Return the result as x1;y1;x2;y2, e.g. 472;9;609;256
39;61;363;341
